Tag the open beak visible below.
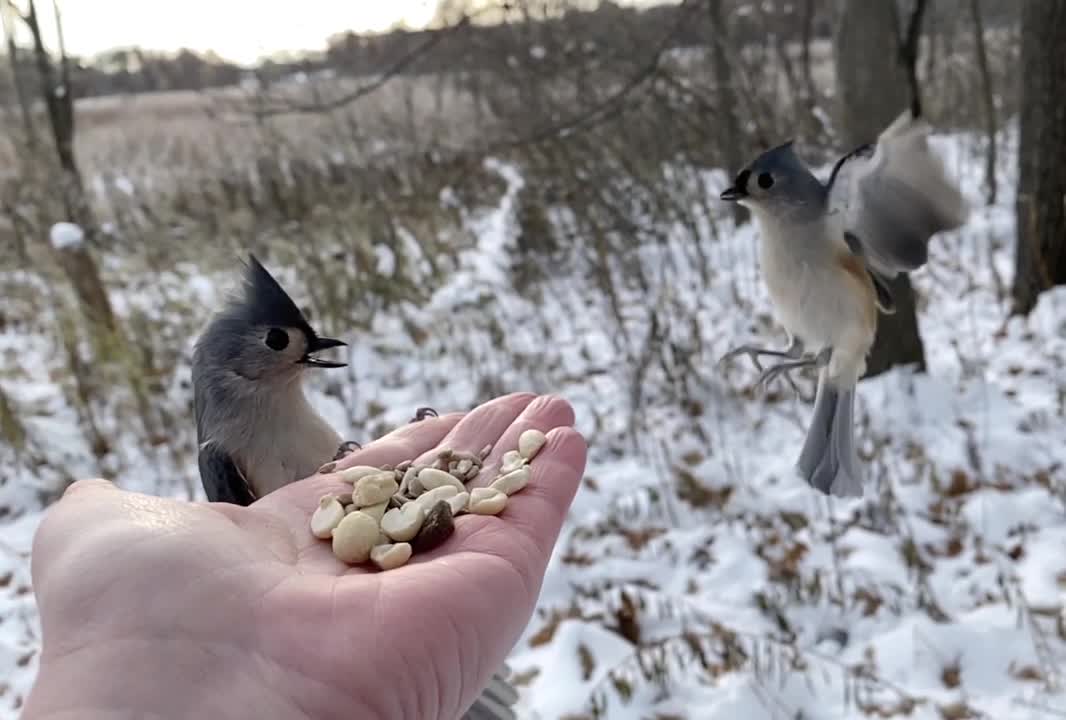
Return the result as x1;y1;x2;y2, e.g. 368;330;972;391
720;186;747;202
299;336;348;368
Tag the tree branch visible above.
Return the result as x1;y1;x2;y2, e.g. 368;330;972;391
481;0;700;153
898;0;929;117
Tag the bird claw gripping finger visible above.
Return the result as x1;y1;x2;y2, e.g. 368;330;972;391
411;406;438;422
333;440;362;461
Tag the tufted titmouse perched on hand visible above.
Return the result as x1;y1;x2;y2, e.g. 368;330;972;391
191;254;518;719
192;254;356;504
718;109;968;498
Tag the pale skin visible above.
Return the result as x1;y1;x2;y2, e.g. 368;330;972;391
23;392;587;720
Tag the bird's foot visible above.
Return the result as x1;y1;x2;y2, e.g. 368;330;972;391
411;406;438;422
754;348;831;396
755;362;806;395
333;440;362;461
719;337;805;374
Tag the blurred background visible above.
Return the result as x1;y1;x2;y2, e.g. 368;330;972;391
1;0;1064;717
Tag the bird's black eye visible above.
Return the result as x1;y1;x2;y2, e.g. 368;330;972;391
757;173;774;189
265;328;289;351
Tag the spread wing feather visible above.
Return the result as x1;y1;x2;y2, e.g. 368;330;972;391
827;110;969;279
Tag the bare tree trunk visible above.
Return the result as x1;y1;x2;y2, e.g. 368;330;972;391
833;0;930;379
0;0;37;147
22;0;116;332
1011;0;1066;316
833;1;910;148
0;384;27;453
708;0;747;226
898;0;928;117
969;0;997;205
800;0;817;103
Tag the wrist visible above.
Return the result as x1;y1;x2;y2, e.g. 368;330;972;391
22;637;308;720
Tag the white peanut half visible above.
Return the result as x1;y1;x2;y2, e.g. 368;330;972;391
353;472;400;507
447;491;470;516
331;511;380;564
310;495;346;539
418;467;465;492
491;465;531;496
468;487;508;515
401;465;422;496
518;428;547;460
499;450;526;476
414;485;460;511
338;465;386;485
361;501;389;522
380;503;426;542
371;542;413;571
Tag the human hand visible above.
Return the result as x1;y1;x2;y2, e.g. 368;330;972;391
23;392;587;720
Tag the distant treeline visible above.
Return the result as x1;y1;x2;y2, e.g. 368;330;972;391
0;0;1019;104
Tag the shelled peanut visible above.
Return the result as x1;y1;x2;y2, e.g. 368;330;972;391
309;428;548;570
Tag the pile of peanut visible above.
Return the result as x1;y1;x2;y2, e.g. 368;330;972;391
310;428;548;570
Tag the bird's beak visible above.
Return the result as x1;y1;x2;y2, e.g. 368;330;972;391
720;186;747;202
300;336;348;368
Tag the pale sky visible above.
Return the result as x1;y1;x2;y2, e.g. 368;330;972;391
54;0;442;66
32;0;664;67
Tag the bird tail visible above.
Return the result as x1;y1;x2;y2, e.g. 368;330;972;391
462;669;518;720
795;370;864;498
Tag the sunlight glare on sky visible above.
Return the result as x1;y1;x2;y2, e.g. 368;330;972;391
54;0;441;65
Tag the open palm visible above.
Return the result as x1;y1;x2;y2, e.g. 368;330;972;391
25;392;586;720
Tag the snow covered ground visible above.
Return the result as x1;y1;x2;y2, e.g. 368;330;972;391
1;124;1064;719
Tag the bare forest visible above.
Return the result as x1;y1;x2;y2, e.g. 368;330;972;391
1;0;1065;718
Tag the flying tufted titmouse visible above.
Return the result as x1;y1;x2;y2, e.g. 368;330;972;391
718;109;968;498
191;254;518;719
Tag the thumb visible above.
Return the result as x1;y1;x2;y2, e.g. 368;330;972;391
31;478;120;584
61;477;119;499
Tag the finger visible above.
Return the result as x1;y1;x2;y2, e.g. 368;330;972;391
376;426;587;696
469;393;576;489
60;478;118;499
410;392;538;467
497;426;587;559
406;425;587;571
33;478;122;565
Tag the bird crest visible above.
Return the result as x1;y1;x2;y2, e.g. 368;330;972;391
235;254;315;335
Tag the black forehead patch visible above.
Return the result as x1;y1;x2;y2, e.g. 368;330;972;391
237;254;315;335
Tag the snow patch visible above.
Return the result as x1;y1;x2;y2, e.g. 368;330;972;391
48;222;84;249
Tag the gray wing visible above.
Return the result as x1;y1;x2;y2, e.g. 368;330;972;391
827;109;969;278
462;668;519;720
198;440;257;506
